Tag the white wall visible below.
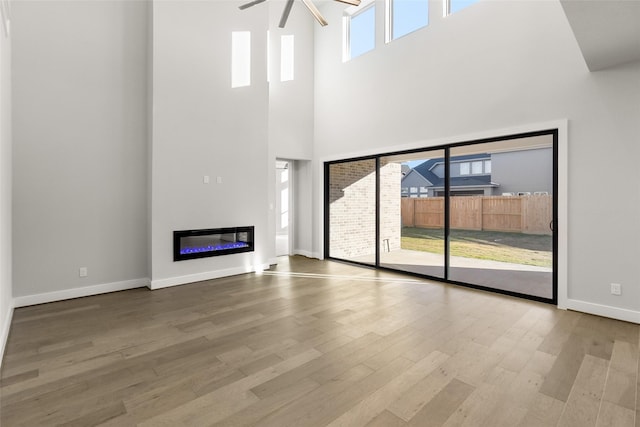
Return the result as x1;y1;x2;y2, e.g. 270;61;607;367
150;1;270;286
267;1;315;261
314;0;640;319
268;0;315;161
1;5;13;364
12;1;149;301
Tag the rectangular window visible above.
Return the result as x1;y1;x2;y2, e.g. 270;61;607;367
444;0;479;16
460;162;470;175
280;35;294;82
344;4;375;61
388;0;428;42
471;161;483;174
484;160;491;173
231;31;251;88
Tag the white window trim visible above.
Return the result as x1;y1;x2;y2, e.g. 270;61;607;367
386;0;429;43
444;0;480;17
385;0;392;43
343;0;375;62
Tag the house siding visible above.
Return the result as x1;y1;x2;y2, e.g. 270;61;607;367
491;148;553;195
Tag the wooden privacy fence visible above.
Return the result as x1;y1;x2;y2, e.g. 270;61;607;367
401;195;552;235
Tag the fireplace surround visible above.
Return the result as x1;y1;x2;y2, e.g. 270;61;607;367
173;226;254;261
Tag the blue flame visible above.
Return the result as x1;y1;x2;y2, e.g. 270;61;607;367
180;241;249;255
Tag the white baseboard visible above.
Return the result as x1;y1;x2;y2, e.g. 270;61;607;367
566;299;640;324
1;300;14;370
14;278;149;308
150;263;270;290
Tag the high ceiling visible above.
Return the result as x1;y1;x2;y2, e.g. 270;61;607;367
560;0;640;71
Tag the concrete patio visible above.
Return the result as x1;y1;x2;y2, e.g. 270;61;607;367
352;249;553;299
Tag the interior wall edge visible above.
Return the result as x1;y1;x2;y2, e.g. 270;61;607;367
0;300;14;370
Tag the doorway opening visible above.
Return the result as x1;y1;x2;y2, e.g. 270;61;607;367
275;160;291;256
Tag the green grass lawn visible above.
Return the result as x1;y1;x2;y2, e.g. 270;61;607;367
401;227;552;267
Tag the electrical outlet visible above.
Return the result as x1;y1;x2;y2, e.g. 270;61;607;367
79;267;88;278
610;283;621;295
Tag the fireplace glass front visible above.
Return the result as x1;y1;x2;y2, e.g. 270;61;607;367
173;226;254;261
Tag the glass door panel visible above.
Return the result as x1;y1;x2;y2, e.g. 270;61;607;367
379;150;445;278
448;136;554;299
328;159;377;265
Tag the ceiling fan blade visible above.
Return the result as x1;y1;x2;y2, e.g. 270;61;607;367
301;0;328;26
334;0;361;6
279;0;295;28
239;0;267;10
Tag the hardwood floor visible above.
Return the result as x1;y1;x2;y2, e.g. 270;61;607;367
1;256;638;426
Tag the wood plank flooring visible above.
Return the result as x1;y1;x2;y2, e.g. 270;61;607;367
1;256;638;426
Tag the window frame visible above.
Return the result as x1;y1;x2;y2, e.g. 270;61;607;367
343;0;376;62
471;160;483;174
460;162;470;175
386;0;429;43
443;0;479;17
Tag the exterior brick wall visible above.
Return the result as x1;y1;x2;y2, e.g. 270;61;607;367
328;159;401;259
380;159;402;253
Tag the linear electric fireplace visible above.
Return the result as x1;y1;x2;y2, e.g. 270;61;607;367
173;226;254;261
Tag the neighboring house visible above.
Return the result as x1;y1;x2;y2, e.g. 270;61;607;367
490;147;553;195
401;168;433;197
402;154;498;197
401;148;553;197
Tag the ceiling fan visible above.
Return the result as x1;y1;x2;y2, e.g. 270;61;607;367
239;0;361;28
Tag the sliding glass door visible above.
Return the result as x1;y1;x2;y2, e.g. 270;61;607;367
448;136;555;299
327;159;377;266
378;150;445;278
325;130;557;303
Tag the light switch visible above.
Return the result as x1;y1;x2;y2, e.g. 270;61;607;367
203;175;210;184
216;176;223;184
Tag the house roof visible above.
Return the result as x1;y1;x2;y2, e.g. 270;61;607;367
410;154;494;188
431;175;499;190
403;169;433;186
